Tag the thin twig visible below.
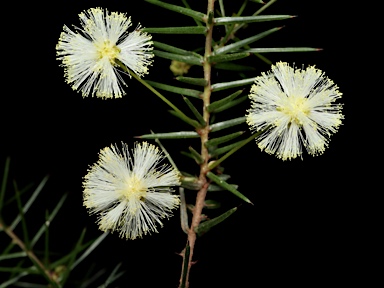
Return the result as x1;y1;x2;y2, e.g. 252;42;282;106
0;221;58;286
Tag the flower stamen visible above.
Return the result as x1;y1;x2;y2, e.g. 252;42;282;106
246;61;343;160
121;174;147;200
83;142;180;240
56;7;153;99
96;40;121;65
277;95;310;125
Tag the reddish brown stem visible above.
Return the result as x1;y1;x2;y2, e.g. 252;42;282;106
0;220;58;285
178;0;216;287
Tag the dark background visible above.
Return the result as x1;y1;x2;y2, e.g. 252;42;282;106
2;0;369;287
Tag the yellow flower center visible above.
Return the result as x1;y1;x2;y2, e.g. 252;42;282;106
278;96;310;125
121;174;147;201
96;40;121;65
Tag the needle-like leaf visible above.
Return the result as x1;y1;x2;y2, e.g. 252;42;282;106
30;193;67;248
153;41;201;56
145;0;206;22
214;27;282;55
145;80;202;98
176;76;207;87
10;176;49;230
142;26;207;34
205;131;244;147
211;78;257;92
214;15;292;25
210;117;246;132
206;173;252;204
0;157;10;214
138;132;200;139
154;50;203;66
207;90;243;113
183;97;206;126
71;231;109;271
194;207;238;236
245;47;321;53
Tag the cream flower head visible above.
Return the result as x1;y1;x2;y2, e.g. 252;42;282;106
83;142;180;240
56;7;154;99
246;61;343;161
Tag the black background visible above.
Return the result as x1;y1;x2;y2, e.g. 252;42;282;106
2;0;370;287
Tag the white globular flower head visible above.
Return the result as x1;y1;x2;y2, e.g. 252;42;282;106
83;142;181;240
56;7;154;99
246;61;343;161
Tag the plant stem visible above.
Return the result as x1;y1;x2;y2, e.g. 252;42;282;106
179;0;215;287
0;220;59;286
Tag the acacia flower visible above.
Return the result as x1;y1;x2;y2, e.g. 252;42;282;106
83;142;180;240
56;7;153;99
246;61;343;161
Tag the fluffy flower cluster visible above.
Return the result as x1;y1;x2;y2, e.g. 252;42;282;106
246;61;343;160
56;7;153;99
83;142;180;240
